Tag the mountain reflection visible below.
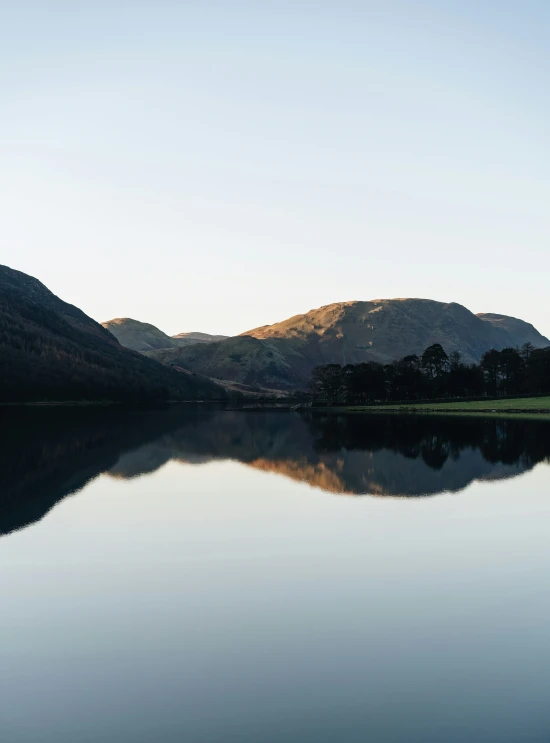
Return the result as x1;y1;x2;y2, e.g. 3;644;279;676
1;407;549;536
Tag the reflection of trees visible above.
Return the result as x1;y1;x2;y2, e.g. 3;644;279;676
303;413;550;473
1;408;550;537
421;437;450;470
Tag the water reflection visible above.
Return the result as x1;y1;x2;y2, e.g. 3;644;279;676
1;407;549;537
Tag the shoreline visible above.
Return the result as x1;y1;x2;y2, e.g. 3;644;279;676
300;405;550;419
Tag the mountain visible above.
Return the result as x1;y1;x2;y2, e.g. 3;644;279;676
476;313;547;347
148;299;549;389
102;318;228;353
0;265;225;402
101;318;180;352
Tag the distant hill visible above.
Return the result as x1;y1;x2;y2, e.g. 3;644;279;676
102;317;227;353
148;299;549;389
172;331;229;343
102;318;180;352
0;265;225;402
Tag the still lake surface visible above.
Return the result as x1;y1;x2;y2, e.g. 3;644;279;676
1;407;550;742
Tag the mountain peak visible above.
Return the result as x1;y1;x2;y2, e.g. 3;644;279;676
102;317;228;353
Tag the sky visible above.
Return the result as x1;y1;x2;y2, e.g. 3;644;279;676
1;1;549;337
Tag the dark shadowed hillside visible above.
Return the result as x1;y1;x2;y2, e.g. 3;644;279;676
0;265;225;402
150;335;303;389
148;299;549;389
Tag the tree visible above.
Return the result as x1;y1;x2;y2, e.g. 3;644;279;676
498;348;523;395
310;364;343;404
481;349;501;396
421;344;449;379
525;348;550;394
449;351;461;372
343;362;386;403
309;345;550;404
400;354;420;370
394;354;424;400
520;342;535;363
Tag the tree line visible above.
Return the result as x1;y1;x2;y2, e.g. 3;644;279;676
309;343;550;404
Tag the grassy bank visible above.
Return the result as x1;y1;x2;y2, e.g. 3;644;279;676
339;396;550;416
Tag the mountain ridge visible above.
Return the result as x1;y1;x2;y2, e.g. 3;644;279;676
4;265;547;395
149;298;549;389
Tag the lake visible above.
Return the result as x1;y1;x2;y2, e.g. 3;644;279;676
1;407;550;742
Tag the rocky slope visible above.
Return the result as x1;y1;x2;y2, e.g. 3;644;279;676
102;317;227;353
0;265;225;402
148;298;549;389
476;312;547;346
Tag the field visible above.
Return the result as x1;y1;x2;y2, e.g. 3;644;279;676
344;397;550;414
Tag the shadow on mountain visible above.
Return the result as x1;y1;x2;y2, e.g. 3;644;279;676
1;407;550;537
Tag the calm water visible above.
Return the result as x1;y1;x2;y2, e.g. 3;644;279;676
1;407;550;742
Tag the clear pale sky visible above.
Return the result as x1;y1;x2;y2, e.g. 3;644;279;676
2;1;549;337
